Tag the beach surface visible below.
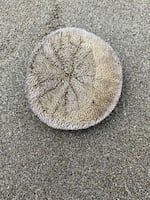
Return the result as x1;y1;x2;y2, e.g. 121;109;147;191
0;0;149;199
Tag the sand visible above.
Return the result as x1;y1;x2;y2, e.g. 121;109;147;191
0;0;149;199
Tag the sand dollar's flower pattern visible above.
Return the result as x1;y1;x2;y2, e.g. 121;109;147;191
27;28;122;130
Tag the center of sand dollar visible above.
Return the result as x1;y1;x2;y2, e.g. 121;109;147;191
64;68;73;79
27;28;122;130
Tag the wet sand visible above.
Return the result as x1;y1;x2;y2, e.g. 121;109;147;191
0;0;149;199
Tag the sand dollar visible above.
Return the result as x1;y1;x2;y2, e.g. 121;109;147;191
26;28;122;130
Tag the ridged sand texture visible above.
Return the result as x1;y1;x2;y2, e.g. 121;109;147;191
26;28;122;130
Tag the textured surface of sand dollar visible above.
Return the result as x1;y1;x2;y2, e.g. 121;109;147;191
27;28;122;129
